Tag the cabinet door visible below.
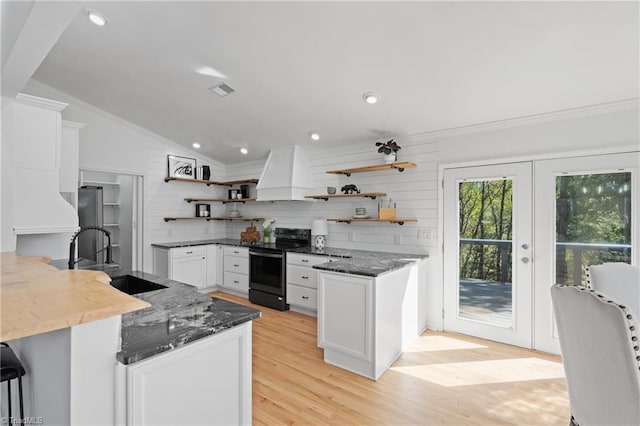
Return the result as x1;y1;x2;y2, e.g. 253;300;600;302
171;252;207;289
216;246;224;286
206;245;219;287
127;323;252;426
318;272;373;361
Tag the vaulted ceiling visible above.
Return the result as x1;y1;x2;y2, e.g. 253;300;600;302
18;1;640;163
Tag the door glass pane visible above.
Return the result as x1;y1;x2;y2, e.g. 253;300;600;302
555;172;632;285
458;179;513;327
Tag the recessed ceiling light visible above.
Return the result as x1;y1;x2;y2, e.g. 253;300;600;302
309;132;320;141
192;142;201;149
363;92;381;104
87;10;107;26
240;148;248;155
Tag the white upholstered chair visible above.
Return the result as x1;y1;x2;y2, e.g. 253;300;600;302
551;284;640;426
586;262;640;318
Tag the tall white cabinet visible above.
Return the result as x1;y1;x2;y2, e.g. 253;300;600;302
4;94;80;258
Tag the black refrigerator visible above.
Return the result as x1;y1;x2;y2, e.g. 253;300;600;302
78;186;104;262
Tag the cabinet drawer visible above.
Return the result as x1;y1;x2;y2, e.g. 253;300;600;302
224;255;249;274
224;246;248;257
223;271;249;292
287;253;335;267
287;284;317;310
287;265;317;289
171;246;206;259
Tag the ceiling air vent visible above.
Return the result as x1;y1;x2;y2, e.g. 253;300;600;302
209;82;235;97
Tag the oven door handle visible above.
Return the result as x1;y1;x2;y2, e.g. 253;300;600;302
249;251;283;259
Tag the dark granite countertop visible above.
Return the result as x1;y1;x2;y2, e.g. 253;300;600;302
304;249;426;277
151;238;247;249
49;261;261;365
150;240;428;277
113;270;260;365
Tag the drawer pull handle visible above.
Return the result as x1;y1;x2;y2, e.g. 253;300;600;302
301;276;309;279
186;251;193;254
233;251;239;254
302;296;309;300
301;259;309;263
234;280;239;284
234;264;240;267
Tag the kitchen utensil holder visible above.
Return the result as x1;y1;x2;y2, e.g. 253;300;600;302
378;208;396;220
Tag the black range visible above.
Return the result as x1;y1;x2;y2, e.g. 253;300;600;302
248;228;311;311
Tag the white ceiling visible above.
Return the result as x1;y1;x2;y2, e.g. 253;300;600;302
31;1;639;163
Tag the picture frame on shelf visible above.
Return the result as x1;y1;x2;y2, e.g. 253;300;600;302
167;155;197;179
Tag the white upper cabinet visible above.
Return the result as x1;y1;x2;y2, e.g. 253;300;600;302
10;93;78;234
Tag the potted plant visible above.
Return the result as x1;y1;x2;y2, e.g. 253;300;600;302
375;139;401;163
262;218;275;243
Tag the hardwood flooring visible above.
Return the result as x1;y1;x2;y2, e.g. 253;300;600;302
210;292;570;425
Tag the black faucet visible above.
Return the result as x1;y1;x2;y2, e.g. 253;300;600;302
68;226;113;269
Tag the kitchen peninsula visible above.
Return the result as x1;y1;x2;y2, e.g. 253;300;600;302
0;253;260;425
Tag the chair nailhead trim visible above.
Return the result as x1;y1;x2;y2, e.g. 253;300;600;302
558;284;640;370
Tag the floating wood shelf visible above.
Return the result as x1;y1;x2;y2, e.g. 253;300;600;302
208;216;262;222
326;162;416;177
184;197;257;204
220;178;259;186
305;192;386;201
164;177;259;186
164;216;262;222
327;218;418;226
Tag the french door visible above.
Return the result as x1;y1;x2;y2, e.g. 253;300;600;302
533;152;638;353
442;152;637;352
443;162;533;348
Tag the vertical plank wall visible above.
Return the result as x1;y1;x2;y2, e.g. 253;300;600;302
224;137;439;256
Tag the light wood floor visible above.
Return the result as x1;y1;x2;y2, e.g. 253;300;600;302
210;292;570;425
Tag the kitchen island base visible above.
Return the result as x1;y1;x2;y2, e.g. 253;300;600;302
318;261;424;380
115;322;252;426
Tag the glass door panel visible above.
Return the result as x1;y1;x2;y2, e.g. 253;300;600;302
555;172;632;285
458;179;513;328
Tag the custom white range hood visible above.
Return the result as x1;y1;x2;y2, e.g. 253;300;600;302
256;145;314;201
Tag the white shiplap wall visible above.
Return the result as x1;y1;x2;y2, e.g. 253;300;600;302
223;137;438;256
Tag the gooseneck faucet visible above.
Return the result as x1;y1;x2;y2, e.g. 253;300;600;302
68;226;113;269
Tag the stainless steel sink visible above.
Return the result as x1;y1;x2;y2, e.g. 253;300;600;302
110;275;167;295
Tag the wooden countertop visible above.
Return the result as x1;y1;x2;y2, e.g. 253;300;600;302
0;253;150;341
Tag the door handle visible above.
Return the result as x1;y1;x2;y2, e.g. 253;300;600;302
521;257;530;264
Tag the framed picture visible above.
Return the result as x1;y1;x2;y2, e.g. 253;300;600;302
167;155;197;179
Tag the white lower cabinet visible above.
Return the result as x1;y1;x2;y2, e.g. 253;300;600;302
286;253;337;314
206;245;224;287
222;246;249;294
171;246;207;288
117;322;252;426
318;272;373;362
318;263;421;380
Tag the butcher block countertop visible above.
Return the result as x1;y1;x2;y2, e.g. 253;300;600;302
0;253;149;341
